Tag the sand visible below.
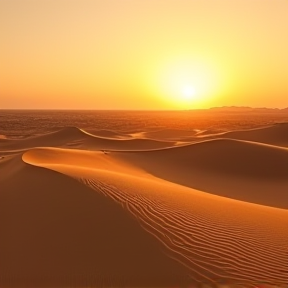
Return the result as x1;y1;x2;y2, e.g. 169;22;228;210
0;119;287;287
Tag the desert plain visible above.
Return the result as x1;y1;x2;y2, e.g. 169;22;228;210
0;109;288;287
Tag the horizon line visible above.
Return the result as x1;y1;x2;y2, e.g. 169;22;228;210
1;106;288;111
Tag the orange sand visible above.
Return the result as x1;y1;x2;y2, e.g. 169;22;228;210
0;123;287;287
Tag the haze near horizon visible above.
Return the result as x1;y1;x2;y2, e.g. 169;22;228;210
1;0;287;109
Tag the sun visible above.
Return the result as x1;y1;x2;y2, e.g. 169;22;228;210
148;56;226;109
181;85;196;100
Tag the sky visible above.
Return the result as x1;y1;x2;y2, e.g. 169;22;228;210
0;0;287;110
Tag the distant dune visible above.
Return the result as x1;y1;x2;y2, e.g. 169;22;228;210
85;129;131;139
178;123;288;147
0;127;176;152
140;128;197;140
0;121;287;287
221;123;288;147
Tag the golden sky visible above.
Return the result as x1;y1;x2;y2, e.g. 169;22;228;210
1;0;287;109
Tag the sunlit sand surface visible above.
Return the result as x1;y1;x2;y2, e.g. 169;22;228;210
0;111;287;287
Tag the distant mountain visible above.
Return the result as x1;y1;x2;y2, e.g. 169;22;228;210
208;106;282;112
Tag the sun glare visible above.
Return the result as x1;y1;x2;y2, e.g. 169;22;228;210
148;56;225;109
182;85;196;100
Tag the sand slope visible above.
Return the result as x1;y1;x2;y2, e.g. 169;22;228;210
177;123;288;147
218;123;288;147
0;154;188;287
86;129;131;139
112;138;288;209
140;128;197;140
19;147;288;286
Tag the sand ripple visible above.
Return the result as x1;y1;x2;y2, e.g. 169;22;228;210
80;176;288;286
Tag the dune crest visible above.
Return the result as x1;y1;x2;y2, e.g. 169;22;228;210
140;128;197;140
220;123;288;147
84;129;131;139
112;138;288;209
0;126;176;152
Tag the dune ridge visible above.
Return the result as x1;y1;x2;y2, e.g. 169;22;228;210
20;147;288;286
138;128;197;140
179;123;288;147
84;129;131;139
112;138;288;208
0;126;176;152
221;123;288;147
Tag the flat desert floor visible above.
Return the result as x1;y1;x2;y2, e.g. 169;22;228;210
0;110;288;287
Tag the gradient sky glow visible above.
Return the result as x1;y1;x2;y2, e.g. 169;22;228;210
1;0;287;109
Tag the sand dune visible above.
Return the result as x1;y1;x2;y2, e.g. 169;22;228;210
1;124;288;287
0;127;86;150
139;128;197;140
19;147;288;286
0;126;176;152
194;129;226;136
111;138;288;209
216;123;288;147
85;129;131;139
177;123;288;146
0;154;188;287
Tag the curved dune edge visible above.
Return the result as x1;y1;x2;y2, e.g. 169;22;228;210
0;126;177;152
83;128;132;139
22;136;288;208
21;148;288;286
111;138;288;209
138;128;198;140
180;123;288;147
221;123;288;147
2;122;288;150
